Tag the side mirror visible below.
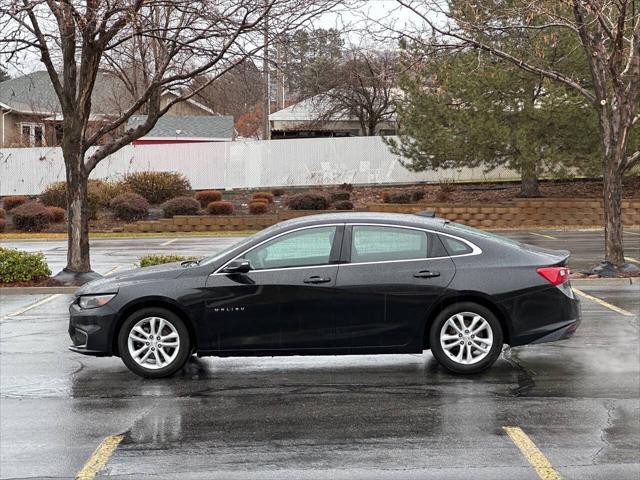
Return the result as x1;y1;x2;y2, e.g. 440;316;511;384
222;259;252;274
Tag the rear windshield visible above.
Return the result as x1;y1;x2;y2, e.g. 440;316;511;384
444;222;521;248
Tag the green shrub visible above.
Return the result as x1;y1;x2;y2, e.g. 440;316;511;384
162;196;201;218
248;201;268;214
139;254;195;268
334;200;354;210
272;188;286;197
383;190;412;204
330;191;351;202
251;192;274;203
12;201;51;231
288;191;331;210
195;190;223;207
0;247;51;283
124;171;191;204
3;195;28;211
110;192;149;221
207;200;234;215
47;206;65;222
0;207;5;219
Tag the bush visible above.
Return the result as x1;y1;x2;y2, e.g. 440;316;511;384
139;254;195;268
207;200;234;215
3;195;28;211
248;201;269;214
90;179;130;207
124;171;191;204
338;182;353;192
0;219;5;232
110;192;149;221
47;206;65;223
330;191;351;202
287;191;331;210
383;190;413;204
252;192;274;204
411;189;426;202
0;247;51;283
272;188;286;197
161;196;201;218
334;200;354;210
0;207;5;219
11;201;51;231
195;190;223;207
40;180;119;218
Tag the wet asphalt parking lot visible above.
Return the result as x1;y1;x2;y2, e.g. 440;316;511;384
1;229;639;479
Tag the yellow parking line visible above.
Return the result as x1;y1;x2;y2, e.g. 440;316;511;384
625;231;640;236
0;294;61;321
624;257;640;265
76;434;124;480
528;232;558;240
161;238;177;246
503;427;562;480
104;265;121;276
572;288;634;317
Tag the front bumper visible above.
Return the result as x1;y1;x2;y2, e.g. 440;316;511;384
68;299;117;356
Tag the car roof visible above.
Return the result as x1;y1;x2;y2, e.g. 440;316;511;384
277;212;448;230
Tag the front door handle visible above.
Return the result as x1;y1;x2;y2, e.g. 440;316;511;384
303;275;331;284
414;270;440;279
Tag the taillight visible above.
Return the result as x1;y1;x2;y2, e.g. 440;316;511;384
537;266;570;286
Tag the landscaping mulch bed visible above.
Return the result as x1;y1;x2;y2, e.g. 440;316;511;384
0;278;64;288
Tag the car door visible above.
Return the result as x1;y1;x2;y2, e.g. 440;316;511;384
333;224;456;350
202;225;343;352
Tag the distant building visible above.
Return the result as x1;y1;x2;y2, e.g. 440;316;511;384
127;115;235;145
268;94;397;139
0;71;218;147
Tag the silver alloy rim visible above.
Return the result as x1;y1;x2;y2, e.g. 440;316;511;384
439;312;493;365
127;317;180;370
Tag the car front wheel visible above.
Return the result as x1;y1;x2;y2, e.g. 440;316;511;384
429;302;503;374
118;307;191;378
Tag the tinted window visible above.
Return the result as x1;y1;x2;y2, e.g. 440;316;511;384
245;226;337;270
440;235;473;256
351;226;428;263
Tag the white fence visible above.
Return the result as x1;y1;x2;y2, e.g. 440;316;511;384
0;136;519;196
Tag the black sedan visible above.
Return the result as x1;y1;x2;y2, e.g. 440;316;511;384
69;212;581;378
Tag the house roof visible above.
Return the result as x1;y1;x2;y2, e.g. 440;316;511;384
127;115;234;140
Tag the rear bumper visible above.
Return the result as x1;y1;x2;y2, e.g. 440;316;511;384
530;318;581;344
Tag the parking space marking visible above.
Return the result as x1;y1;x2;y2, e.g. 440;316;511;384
104;265;121;276
160;238;178;246
625;231;640;236
624;256;640;265
528;232;558;240
76;434;124;480
503;427;562;480
572;288;634;317
0;294;61;321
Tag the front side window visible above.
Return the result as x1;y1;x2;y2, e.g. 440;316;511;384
244;226;337;270
351;226;428;263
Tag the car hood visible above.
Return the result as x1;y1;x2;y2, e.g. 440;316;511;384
75;262;187;295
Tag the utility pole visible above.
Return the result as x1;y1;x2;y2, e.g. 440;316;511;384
275;40;285;111
262;2;271;140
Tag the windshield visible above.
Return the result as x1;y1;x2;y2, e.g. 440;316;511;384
198;224;281;266
445;222;522;247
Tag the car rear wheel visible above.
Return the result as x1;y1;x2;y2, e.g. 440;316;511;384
429;302;503;374
118;307;191;378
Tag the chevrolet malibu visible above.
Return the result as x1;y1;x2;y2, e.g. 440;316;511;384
69;212;581;378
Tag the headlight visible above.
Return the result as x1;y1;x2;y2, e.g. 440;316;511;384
78;294;116;309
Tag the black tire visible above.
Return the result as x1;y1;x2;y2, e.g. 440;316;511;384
429;302;503;374
118;307;191;378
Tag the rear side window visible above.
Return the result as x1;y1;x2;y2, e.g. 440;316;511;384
351;226;428;263
440;235;473;256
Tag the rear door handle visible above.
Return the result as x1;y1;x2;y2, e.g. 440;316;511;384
303;275;331;284
414;270;440;278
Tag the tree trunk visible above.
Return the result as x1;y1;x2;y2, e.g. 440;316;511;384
64;148;92;273
519;161;541;197
602;155;624;266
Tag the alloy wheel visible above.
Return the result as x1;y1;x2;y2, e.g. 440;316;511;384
127;316;180;370
439;312;493;365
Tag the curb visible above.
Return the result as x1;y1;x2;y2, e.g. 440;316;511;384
1;286;78;295
572;278;636;287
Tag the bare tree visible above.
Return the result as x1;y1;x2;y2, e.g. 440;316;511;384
0;0;343;281
310;49;399;136
390;0;639;267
